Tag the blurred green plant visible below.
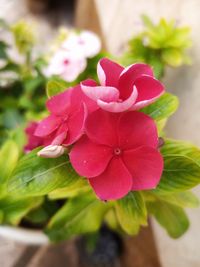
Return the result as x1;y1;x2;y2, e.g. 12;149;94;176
121;15;192;79
11;20;36;55
0;19;48;145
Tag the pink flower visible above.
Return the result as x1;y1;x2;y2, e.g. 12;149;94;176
34;80;98;146
44;49;86;82
70;109;163;200
45;31;101;82
62;30;101;58
81;58;165;112
24;122;45;153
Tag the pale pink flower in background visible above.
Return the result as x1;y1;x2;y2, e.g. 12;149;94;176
62;30;101;58
44;49;86;82
45;30;101;82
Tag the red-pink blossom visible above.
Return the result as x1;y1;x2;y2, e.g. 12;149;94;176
34;80;98;146
24;122;45;153
70;109;163;200
81;58;165;112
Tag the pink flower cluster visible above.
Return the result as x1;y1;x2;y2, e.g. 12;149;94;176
25;58;164;200
45;31;101;82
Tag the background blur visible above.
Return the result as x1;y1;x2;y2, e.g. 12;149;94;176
0;0;200;266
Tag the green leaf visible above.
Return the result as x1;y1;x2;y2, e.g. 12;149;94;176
46;193;109;242
141;93;179;121
8;148;80;197
46;77;68;98
161;139;200;166
148;201;189;238
157;191;199;208
25;206;49;224
154;154;200;194
154;139;200;194
141;15;154;29
0;140;19;183
11;20;36;54
0;211;3;223
2;109;24;129
48;179;89;199
0;196;43;225
0;41;8;59
162;48;182;67
26;198;59;225
104;209;122;233
115;192;147;235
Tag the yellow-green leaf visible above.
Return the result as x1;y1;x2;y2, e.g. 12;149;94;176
115;192;147;235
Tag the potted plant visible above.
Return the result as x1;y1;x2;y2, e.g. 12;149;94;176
0;16;199;265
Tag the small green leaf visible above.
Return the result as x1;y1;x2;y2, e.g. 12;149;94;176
157;191;199;208
0;41;8;59
0;140;19;183
46;77;68;98
2;109;24;130
104;209;122;233
154;154;200;194
0;196;43;225
148;201;189;238
8;148;80;197
141;93;179;121
11;20;36;54
0;211;3;223
154;139;200;194
141;15;154;29
162;48;182;67
161;139;200;166
115;192;147;235
46;193;109;242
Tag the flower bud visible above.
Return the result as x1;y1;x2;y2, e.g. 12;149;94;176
37;145;66;158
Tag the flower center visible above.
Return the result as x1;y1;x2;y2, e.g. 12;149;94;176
114;147;122;156
63;59;70;65
78;38;85;45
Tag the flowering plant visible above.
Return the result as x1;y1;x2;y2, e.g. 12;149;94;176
0;19;102;146
0;17;199;243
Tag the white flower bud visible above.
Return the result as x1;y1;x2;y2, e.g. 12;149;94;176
37;145;66;158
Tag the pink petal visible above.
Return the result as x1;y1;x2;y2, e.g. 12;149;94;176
97;86;138;113
69;135;113;177
81;82;119;102
119;111;158;149
64;103;87;145
24;122;44;152
51;122;68;145
131;75;165;109
97;58;124;87
85;109;119;146
51;131;67;145
89;157;133;200
123;146;163;190
46;89;72;115
118;63;154;100
71;80;98;113
34;115;61;137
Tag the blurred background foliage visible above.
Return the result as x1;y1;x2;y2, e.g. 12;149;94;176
121;15;192;79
